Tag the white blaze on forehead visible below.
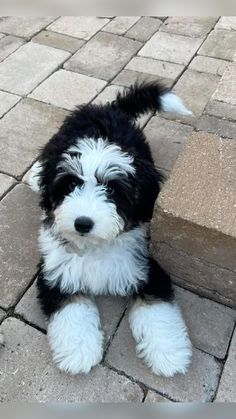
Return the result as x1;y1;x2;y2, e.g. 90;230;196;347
59;137;135;181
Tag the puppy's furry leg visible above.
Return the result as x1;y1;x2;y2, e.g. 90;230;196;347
26;160;42;192
37;274;104;375
48;296;104;375
129;259;192;377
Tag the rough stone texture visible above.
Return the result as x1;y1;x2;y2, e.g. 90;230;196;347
126;56;184;81
0;17;56;38
15;280;127;345
48;16;109;40
125;17;162;41
0;173;15;198
189;56;229;76
0;90;20;118
175;286;236;358
0;309;6;323
165;70;220;125
106;314;221;402
212;61;236;105
215;328;236;402
196;114;236;139
0;42;70;96
102;16;140;35
144;116;193;172
92;84;125;105
205;100;236;121
154;242;236;308
0;318;143;402
161;17;217;38
64;32;142;81
112;69;171;89
15;280;46;330
0;185;40;309
145;391;170;402
0;35;25;62
0;98;68;178
198;30;236;61
153;132;236;265
152;132;236;305
215;16;236;31
139;32;203;65
30;69;107;110
32;30;85;53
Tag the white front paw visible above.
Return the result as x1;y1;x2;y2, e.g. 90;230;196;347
48;300;104;375
136;336;192;377
129;301;192;377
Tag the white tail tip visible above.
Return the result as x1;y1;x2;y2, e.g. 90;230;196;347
160;92;193;116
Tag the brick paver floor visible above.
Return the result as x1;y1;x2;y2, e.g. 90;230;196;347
0;16;236;402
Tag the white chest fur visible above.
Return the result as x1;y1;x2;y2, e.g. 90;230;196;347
39;224;149;296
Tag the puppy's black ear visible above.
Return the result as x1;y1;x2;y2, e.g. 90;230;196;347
134;159;162;222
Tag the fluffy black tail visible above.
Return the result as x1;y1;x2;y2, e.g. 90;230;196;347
113;82;192;119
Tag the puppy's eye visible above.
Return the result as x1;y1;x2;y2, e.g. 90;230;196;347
106;185;114;195
69;178;83;192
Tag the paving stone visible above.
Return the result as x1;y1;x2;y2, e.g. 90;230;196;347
0;35;25;62
139;32;203;65
0;318;143;402
96;296;127;346
126;56;184;81
196;114;236;139
0;173;15;198
0;309;6;323
165;70;220;124
15;281;46;330
144;116;193;171
15;280;127;345
154;132;236;265
161;17;217;38
175;286;236;359
48;16;109;40
0;43;70;96
0;98;68;178
215;16;236;31
154;242;236;309
152;132;236;306
32;30;85;53
92;84;125;105
125;16;162;42
198;30;236;61
212;62;236;105
102;16;140;35
0;17;56;38
0;90;21;117
125;17;162;42
64;32;142;81
112;69;171;89
30;69;107;110
145;391;170;402
205;100;236;121
0;185;40;309
189;56;229;76
215;328;236;402
106;313;221;401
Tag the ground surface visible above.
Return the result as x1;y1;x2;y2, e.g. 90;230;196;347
0;16;236;402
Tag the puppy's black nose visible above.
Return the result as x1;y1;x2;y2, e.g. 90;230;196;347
74;217;94;234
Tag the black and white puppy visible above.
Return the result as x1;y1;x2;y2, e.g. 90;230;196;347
29;82;192;377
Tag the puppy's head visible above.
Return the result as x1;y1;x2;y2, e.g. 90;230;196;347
39;137;160;247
